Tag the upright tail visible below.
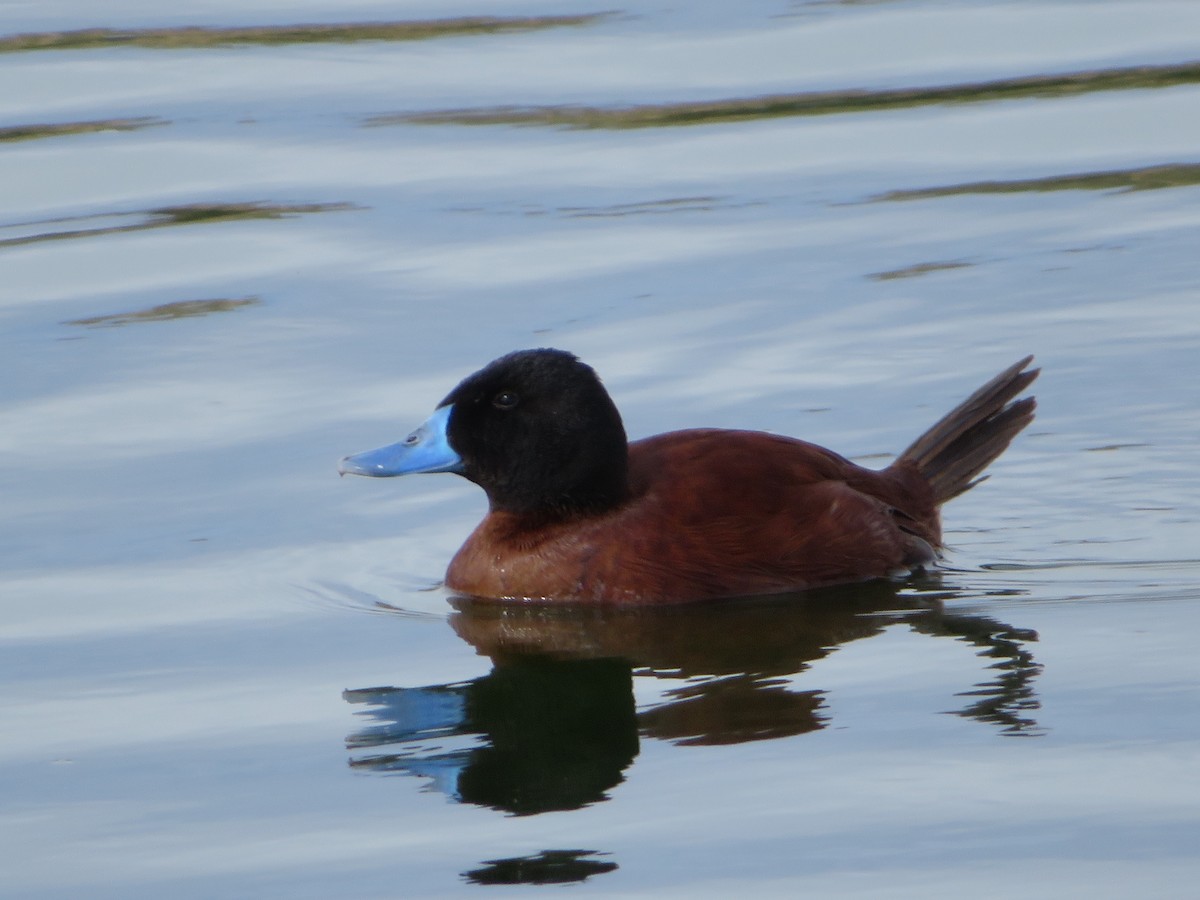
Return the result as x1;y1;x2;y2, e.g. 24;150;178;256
896;356;1039;505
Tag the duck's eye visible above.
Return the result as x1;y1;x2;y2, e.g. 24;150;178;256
492;390;519;410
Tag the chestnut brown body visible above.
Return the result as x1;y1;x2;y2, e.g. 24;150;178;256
447;430;944;603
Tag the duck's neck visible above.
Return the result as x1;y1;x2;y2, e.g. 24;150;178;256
481;440;630;522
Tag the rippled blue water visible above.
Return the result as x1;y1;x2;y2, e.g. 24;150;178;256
2;2;1199;896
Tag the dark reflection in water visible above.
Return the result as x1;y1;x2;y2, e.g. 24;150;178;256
0;15;610;54
0;201;354;250
373;60;1200;129
346;655;638;815
344;579;1042;819
0;116;164;143
63;297;260;328
874;161;1200;201
463;850;617;886
868;259;974;282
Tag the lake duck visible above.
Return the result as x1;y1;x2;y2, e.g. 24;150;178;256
340;349;1037;604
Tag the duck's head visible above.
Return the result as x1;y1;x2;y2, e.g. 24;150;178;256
339;349;629;516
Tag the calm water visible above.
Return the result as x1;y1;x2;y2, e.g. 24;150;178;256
3;1;1199;896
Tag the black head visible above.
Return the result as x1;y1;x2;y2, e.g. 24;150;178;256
442;349;629;517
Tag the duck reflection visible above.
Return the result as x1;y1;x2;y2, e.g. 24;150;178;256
344;579;1041;817
462;849;618;886
346;654;637;815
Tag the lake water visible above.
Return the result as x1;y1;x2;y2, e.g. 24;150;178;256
2;1;1199;896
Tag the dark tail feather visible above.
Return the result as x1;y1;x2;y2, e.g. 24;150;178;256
897;356;1039;504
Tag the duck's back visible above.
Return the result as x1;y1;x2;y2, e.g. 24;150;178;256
445;429;939;604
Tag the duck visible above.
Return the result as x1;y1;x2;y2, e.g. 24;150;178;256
339;349;1038;604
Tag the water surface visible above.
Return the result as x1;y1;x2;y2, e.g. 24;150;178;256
2;1;1198;896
